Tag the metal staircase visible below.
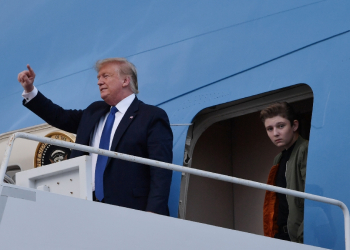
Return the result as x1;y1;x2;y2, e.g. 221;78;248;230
0;133;345;249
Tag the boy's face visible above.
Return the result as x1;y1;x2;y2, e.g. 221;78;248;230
264;115;299;149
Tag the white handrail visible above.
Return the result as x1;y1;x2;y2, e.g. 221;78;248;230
1;132;349;249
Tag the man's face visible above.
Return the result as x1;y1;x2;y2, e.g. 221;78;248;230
264;115;298;149
97;63;128;106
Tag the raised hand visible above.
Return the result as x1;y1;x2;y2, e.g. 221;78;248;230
18;64;36;93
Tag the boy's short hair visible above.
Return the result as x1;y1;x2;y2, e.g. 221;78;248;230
260;102;298;125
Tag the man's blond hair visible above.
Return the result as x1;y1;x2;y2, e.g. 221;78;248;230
95;58;139;94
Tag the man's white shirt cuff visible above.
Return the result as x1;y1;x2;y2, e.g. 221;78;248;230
22;86;38;103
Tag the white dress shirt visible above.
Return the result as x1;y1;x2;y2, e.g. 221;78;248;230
89;93;135;190
22;86;38;103
22;86;136;191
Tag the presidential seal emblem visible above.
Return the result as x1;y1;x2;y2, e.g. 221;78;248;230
34;132;76;168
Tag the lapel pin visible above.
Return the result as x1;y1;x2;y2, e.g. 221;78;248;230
130;116;134;119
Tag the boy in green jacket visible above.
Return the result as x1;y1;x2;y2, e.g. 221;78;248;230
261;102;308;243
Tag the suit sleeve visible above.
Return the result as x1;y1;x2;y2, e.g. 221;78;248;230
23;91;83;134
145;108;173;214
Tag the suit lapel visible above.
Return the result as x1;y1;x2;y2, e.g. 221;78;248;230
71;102;110;158
106;97;140;166
83;103;110;145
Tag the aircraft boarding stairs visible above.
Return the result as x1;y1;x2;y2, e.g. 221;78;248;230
0;133;346;250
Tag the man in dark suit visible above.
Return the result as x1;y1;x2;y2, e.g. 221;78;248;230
17;58;173;215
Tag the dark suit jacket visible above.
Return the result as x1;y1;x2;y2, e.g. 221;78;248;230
24;92;173;215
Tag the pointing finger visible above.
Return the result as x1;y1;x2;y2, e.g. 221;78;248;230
27;64;35;76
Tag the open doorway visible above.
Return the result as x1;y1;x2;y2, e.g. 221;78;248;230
179;84;313;235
